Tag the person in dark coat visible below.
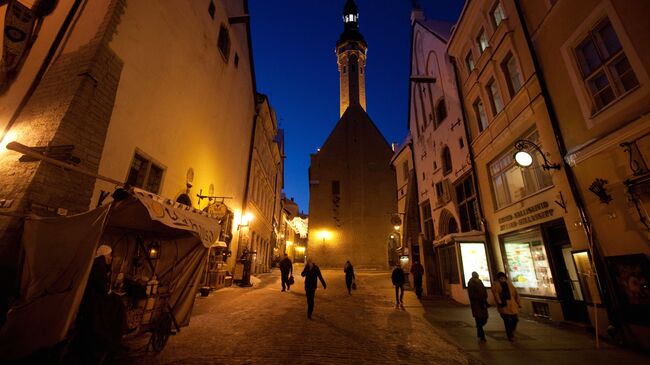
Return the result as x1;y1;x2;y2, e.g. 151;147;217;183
467;271;489;342
391;263;406;309
279;253;293;292
410;261;425;299
77;245;128;361
343;261;355;295
492;272;521;341
301;258;327;319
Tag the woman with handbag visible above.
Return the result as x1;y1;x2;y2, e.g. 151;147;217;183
344;261;355;295
492;272;521;341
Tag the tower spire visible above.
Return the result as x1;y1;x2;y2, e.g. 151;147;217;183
336;0;367;116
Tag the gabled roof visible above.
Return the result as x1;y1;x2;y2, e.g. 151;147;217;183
421;19;455;41
318;104;392;156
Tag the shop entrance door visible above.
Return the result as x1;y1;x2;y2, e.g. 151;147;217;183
544;221;589;323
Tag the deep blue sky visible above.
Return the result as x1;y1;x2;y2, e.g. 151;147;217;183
249;0;464;212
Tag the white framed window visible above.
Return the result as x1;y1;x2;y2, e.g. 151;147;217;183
487;78;504;115
477;29;489;54
502;53;523;95
574;18;638;114
465;51;475;72
491;1;506;28
126;152;165;194
489;130;553;210
473;98;488;132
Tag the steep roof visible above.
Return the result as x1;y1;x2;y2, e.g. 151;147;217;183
422;19;455;41
319;104;392;156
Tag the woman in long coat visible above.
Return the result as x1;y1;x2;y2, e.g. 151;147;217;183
467;271;488;341
492;272;521;341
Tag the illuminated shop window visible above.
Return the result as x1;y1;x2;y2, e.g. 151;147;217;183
501;229;556;297
460;242;491;287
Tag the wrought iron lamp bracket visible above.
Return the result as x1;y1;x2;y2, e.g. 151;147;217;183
514;139;561;170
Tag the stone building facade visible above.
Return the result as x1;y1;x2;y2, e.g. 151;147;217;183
0;0;260;315
245;94;283;274
308;0;396;269
520;0;650;349
449;0;594;325
407;8;485;303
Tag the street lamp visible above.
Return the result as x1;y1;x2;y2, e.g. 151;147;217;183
513;139;561;170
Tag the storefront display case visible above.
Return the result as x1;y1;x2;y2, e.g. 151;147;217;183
459;242;492;287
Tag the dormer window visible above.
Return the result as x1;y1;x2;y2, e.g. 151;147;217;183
344;13;358;23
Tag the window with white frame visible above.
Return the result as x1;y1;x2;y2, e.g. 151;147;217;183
487;79;504;115
477;29;489;54
465;51;475;72
574;18;638;114
502;53;524;96
491;1;506;28
489;130;553;209
126;152;164;194
473;98;488;132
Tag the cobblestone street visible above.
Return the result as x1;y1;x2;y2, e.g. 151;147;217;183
113;267;477;365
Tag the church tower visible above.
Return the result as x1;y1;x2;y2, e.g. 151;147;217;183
337;0;367;117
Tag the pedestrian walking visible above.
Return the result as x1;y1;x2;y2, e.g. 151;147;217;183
301;258;327;319
279;253;293;292
467;271;489;342
391;263;405;309
492;272;521;341
344;260;355;295
410;260;425;299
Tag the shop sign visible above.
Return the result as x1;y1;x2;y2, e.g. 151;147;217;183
498;201;554;231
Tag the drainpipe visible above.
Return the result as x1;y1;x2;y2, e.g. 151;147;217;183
449;57;497;276
513;0;617;342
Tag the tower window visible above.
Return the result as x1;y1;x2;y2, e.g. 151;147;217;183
442;146;452;176
343;66;347;73
332;181;341;195
360;67;363;75
217;24;230;61
234;53;239;68
208;1;215;19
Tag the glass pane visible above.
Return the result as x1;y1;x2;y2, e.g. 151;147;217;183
492;2;505;27
507;56;523;93
503;234;556;297
505;165;526;201
576;38;602;77
562;247;584;301
493;174;510;208
460;243;491;287
610;55;639;91
489;82;504;113
597;21;621;56
126;154;148;188
572;251;602;304
145;164;164;194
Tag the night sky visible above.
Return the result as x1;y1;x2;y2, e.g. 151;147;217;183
249;0;464;212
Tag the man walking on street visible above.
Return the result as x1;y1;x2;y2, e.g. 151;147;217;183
410;260;424;299
279;253;293;292
467;271;489;342
391;263;405;309
301;258;327;319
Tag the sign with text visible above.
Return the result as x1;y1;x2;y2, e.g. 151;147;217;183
498;201;554;231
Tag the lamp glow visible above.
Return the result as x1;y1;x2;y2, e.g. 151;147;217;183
514;150;533;167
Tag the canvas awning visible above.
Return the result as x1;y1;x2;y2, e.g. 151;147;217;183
113;188;221;248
